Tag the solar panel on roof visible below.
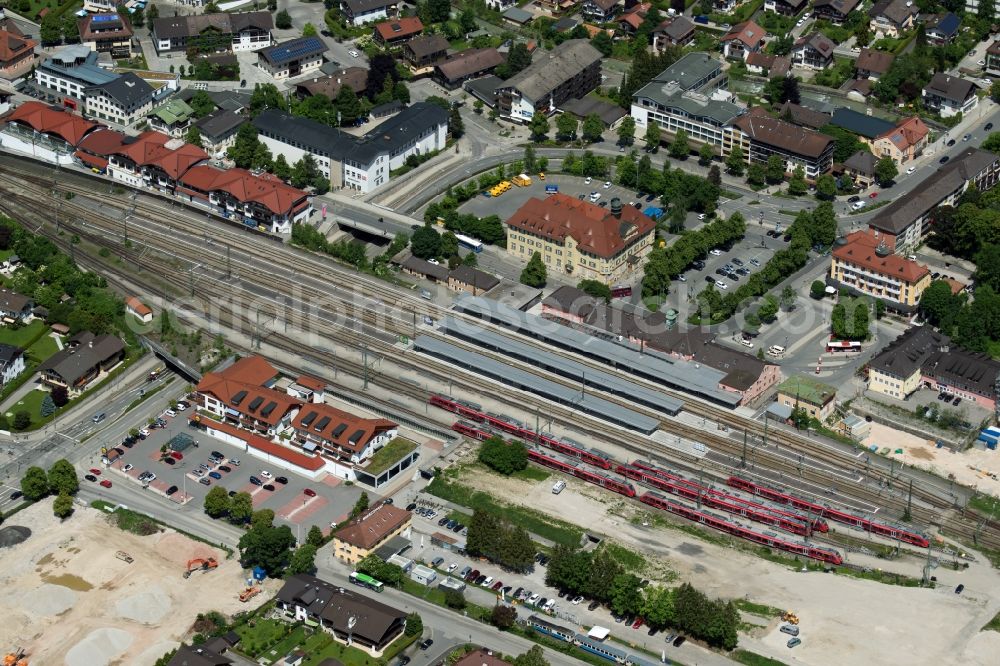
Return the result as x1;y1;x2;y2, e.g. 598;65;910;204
266;37;325;65
247;396;264;411
92;14;118;22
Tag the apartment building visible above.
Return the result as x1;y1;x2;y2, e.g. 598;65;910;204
84;72;155;126
922;73;977;118
78;12;133;58
505;194;655;284
812;0;861;24
494;40;602;122
728;109;834;178
195;356;300;437
332;503;412;565
720;21;766;61
791;33;835;70
257;37;327;80
630;52;745;150
150;11;273;55
290;403;397;465
828;230;931;312
340;0;398;25
764;0;808;15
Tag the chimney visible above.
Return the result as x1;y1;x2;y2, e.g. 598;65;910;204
88;341;93;348
610;197;622;218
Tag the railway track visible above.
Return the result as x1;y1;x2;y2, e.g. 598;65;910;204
1;163;998;553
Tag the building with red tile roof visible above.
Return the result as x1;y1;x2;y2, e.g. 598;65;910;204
721;20;766;61
178;164;311;233
505;193;655;285
873;116;929;166
202;418;327;473
729;108;834;178
373;16;423;45
291;402;398;465
0;26;38;80
333;503;412;564
196;356;301;436
829;230;931;311
105;130;207;190
2;101;98;147
125;296;153;323
74;127;127;171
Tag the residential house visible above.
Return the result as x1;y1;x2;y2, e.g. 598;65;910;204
195;355;300;436
720;21;767;61
276;574;407;654
125;296;153;323
78;12;133;58
776;375;837;421
582;0;622;22
0;22;36;80
764;0;808;16
728;108;835;178
448;265;500;295
868;147;1000;253
150;11;273;55
988;41;1000;77
167;640;240;666
830;107;895;142
855;47;894;80
333;503;411;564
926;12;961;45
843;150;878;188
617;3;650;36
434;48;505;89
828;230;931;311
192;109;245;156
777;101;830;129
340;0;398;26
746;53;791;78
84;72;156;127
630;52;745;150
257;37;327;80
295;67;369;100
494;40;602;122
0;344;25;387
923;73;977;118
536;0;576;13
652;16;695;50
291;403;398;465
869;0;918;38
403;34;449;69
502;7;535;26
148;98;196;137
0;289;33;322
397;254;450;283
872;116;929;165
562;96;627;128
791;33;835;70
505;194;656;284
37;331;125;395
812;0;861;25
178;165;312;233
373;17;423;47
454;650;513;666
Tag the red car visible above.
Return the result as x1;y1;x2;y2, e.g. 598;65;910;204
869;191;878;199
303;488;317;497
89;468;102;475
170;451;183;460
491;581;504;591
99;479;112;488
632;617;645;630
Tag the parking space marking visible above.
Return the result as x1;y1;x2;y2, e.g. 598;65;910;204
278;495;328;524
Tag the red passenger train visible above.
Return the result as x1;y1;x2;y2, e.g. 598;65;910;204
527;448;637;498
639;492;843;565
727;476;930;548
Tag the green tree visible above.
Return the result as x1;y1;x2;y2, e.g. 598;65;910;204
698;143;715;166
644;121;661;149
411;224;442;259
577;279;612;301
286;543;318;575
609;573;644;616
47;459;78;496
591;30;613;56
62;15;80;43
874;156;898;187
669;129;690;159
529;113;549;141
50;385;68;407
272;154;291;181
478;436;528;475
275;9;292;29
520;251;547;287
405;612;423;637
302;22;317;37
13;410;31;430
816;173;837;199
146;3;159;20
237;523;297;577
21;466;50;501
444;588;466;609
758;294;779;323
725;145;745;176
184;126;204;149
582;113;605;143
189;91;216;118
780;285;797;310
707;164;721;187
974;244;1000;292
853;301;870;340
306;525;325;548
39;14;62;45
40;394;56;418
513;646;549;666
491;603;518;629
350;491;370;519
556;113;578;141
249;83;286;116
617;116;635;146
524;145;537;173
642;585;676;629
788;165;807;195
335;85;362;125
204;486;231;518
747;163;766;187
765;155;785;183
53;492;74;519
982;132;1000;153
440;231;459;258
450;106;464;139
229;492;253;524
496;42;532;79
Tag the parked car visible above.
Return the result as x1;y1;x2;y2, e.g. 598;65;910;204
275;476;288;484
163;458;176;466
218;465;231;473
262;484;275;491
230;458;240;466
260;470;273;479
632;617;645;629
673;636;686;647
709;248;723;256
787;637;801;648
10;490;23;500
588;600;600;611
170;451;183;460
467;569;480;582
166;485;178;495
482;576;494;586
439;516;450;526
475;575;487;585
99;479;112;488
527;593;540;604
986;123;994;131
164;409;177;417
249;476;263;486
199;477;211;486
491;580;504;591
419;639;434;650
209;472;222;480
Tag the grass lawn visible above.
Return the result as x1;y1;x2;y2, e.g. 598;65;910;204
25;332;59;364
236;618;296;658
366;437;417;475
968;493;1000;517
512;466;550;482
732;650;790;666
6;389;53;427
0;320;48;349
983;610;1000;632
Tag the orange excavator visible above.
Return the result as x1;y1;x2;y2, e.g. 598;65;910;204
183;557;218;578
239;586;261;602
4;648;28;666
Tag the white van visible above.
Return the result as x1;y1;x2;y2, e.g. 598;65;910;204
737;337;753;349
767;345;785;357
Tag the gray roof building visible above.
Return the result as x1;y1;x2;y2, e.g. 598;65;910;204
632;51;744;128
435;48;505;86
400;254;450;281
778;101;831;129
40;45;117;87
830;107;895;139
152;11;272;41
85;72;154;111
502;7;534;24
855;47;894;76
561;96;627;126
193;109;245;142
37;332;125;387
923;72;976;104
448;265;500;291
166;644;233;666
500;39;601;104
0;289;32;314
844;149;877;175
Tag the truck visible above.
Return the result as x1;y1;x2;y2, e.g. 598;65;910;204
512;174;532;187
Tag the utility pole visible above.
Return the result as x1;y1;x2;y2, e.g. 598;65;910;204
697;468;702;509
363;343;369;390
905;479;913;522
226;245;232;279
741;428;747;468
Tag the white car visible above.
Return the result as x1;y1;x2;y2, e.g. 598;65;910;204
448;563;458;572
572;595;585;605
164;409;177;417
348;49;360;57
603;181;611;189
139;428;150;437
709;248;723;256
585;176;593;184
175;403;187;411
527;593;540;604
698;213;707;221
144;472;156;482
796;18;805;26
589;191;601;202
715;280;728;289
906;166;916;174
122;464;133;473
482;576;494;586
230;458;241;466
260;470;273;479
979;59;987;67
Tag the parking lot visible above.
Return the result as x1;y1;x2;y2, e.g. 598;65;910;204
90;399;369;534
667;226;781;303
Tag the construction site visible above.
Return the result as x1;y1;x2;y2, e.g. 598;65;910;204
0;500;277;665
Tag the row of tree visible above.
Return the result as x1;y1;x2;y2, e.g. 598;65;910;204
410;224;480;270
465;508;536;572
641;213;747;299
20;459;78;518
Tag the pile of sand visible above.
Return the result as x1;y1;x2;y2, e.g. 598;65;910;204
0;525;30;548
20;583;76;616
115;585;172;624
64;627;133;666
